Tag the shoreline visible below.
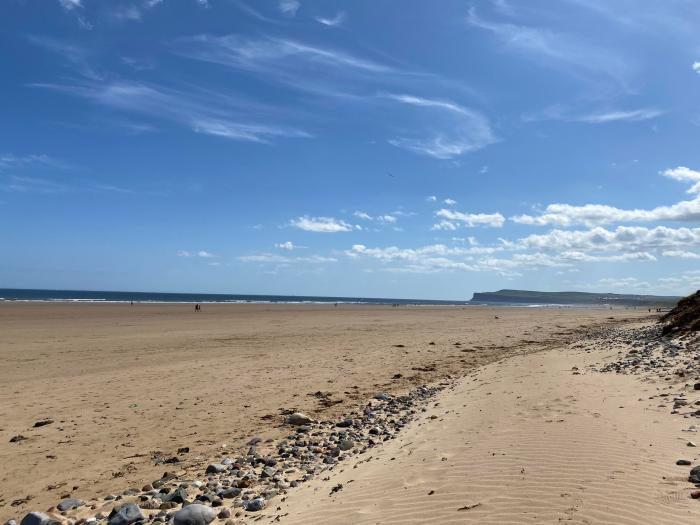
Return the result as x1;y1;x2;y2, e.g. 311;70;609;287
0;304;658;522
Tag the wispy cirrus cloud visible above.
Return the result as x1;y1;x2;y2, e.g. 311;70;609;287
575;108;664;123
315;11;345;27
467;7;633;91
33;79;310;144
290;216;355;233
384;93;496;159
279;0;300;17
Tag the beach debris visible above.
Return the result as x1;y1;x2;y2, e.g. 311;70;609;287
329;483;343;495
457;503;481;511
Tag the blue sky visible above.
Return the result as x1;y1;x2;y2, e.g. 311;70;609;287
2;0;700;299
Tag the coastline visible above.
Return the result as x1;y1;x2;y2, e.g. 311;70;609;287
2;303;685;523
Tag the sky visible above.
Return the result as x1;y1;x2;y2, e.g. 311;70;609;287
2;0;700;300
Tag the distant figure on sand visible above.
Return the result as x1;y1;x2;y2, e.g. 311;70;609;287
195;304;201;312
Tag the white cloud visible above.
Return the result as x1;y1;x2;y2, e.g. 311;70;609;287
693;61;700;74
315;11;346;27
239;254;337;264
661;166;700;194
385;93;496;159
512;198;700;227
353;211;397;224
279;0;300;16
58;0;81;10
426;195;437;202
512;168;700;227
178;250;216;258
444;198;457;205
290;216;354;233
275;241;296;250
662;250;700;259
514;225;700;253
434;208;505;228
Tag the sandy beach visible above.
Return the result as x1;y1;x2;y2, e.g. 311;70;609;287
3;303;697;524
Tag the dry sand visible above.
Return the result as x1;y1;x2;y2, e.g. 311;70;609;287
279;324;700;524
0;302;678;523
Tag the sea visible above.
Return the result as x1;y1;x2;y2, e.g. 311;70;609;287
0;288;472;306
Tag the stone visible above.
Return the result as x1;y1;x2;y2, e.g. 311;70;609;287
688;441;697;447
172;504;216;525
217;509;231;520
373;393;390;401
692;491;700;499
9;435;27;443
260;466;276;479
677;459;692;465
107;503;143;525
33;419;54;428
205;463;226;474
689;465;700;484
57;498;83;511
20;513;60;525
244;498;266;512
285;413;312;426
338;439;354;451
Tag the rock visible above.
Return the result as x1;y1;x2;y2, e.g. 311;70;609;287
285;413;312;426
177;447;190;454
33;419;54;428
244;498;266;512
57;498;83;511
338;439;354;451
172;504;216;525
20;513;59;525
689;465;700;484
694;383;700;391
141;484;153;492
677;459;692;465
107;503;143;525
6;520;18;525
688;441;697;447
205;463;226;474
10;435;27;443
335;418;353;428
260;466;276;479
692;491;700;499
217;509;230;520
373;393;390;401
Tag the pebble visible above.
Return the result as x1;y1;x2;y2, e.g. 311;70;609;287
19;513;59;525
57;499;83;512
205;464;226;474
172;504;216;525
107;503;143;525
33;419;54;428
285;413;313;426
677;459;692;466
244;497;266;512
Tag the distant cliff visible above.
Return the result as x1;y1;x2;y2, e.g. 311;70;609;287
470;289;679;307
